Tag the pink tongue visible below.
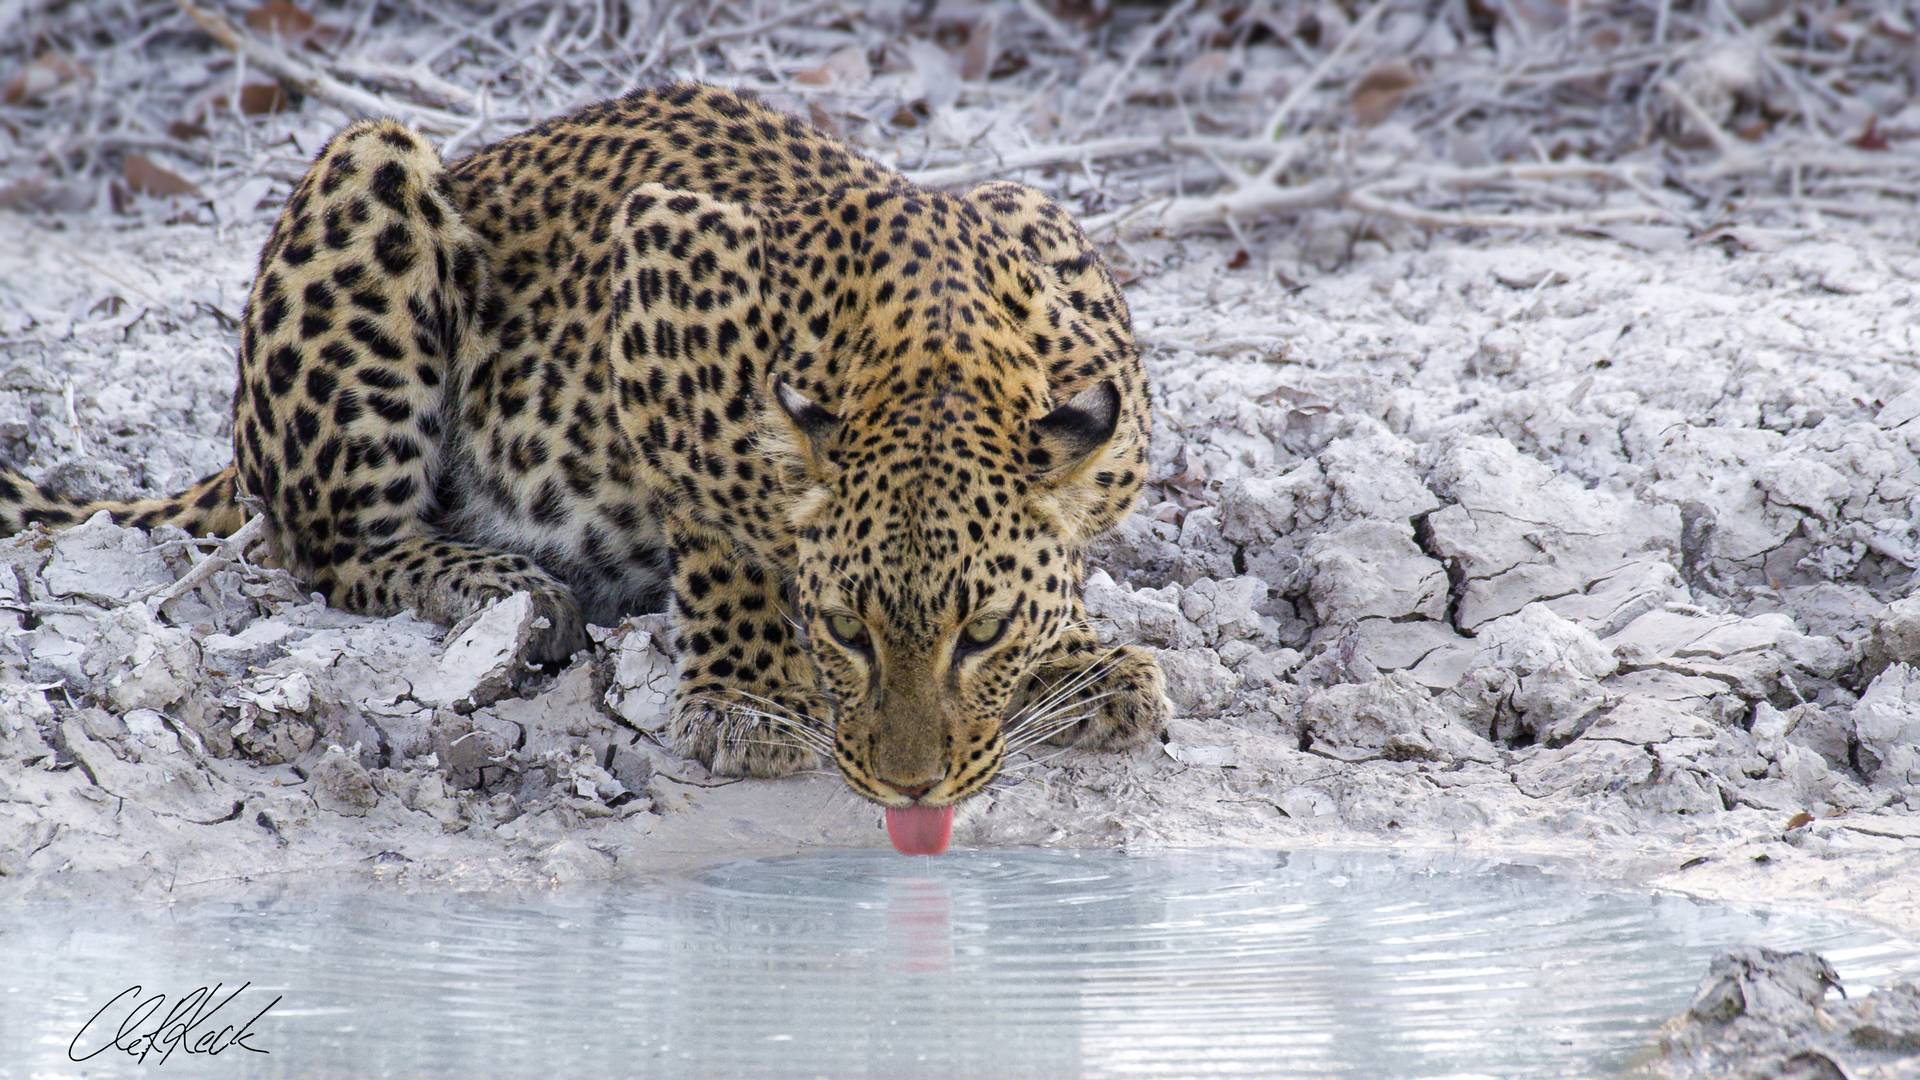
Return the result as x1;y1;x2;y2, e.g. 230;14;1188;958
884;805;955;856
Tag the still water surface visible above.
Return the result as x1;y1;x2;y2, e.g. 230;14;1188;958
6;849;1916;1079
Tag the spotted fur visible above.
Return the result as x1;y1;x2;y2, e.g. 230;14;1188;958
0;83;1169;805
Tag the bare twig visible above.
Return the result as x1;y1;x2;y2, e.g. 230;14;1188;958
2;0;1911;249
1086;158;1666;239
908;133;1297;189
1016;0;1086;56
141;514;269;609
175;0;468;131
1254;0;1391;181
1077;0;1197;137
1342;189;1665;231
1659;78;1742;159
1085;177;1348;238
326;56;499;116
653;0;839;68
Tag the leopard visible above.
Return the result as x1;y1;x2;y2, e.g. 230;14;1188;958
0;83;1169;812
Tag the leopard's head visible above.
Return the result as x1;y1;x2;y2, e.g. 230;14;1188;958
744;182;1148;830
775;372;1129;809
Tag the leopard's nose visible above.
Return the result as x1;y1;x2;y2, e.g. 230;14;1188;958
878;774;943;800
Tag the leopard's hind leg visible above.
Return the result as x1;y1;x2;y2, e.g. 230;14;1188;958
233;120;584;660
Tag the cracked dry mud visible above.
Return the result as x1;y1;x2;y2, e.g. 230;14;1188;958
2;209;1919;971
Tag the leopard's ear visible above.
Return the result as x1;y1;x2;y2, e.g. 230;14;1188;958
1029;381;1119;485
772;376;839;478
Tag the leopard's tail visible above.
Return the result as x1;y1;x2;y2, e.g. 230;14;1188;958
0;463;247;537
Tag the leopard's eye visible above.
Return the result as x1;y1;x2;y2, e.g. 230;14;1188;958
961;616;1006;650
827;612;870;650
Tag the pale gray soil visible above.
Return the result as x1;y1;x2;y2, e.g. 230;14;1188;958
6;205;1919;935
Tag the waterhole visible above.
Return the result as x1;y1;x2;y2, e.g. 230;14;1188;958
7;849;1916;1078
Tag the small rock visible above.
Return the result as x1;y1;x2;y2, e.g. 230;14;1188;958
1861;596;1920;684
1157;647;1237;716
93;604;201;713
1084;572;1205;650
1300;673;1494;763
430;710;521;790
606;742;655;794
602;616;676;733
536;837;615;883
41;512;175;605
1440;603;1615;744
410;592;535;711
1647;949;1920;1079
1853;664;1920;791
309;745;378;817
402;771;464;827
122;708;184;755
1687;948;1840;1024
1177;576;1279;648
1875;387;1920;433
201;620;303;677
1275;785;1337;820
1474;325;1527;375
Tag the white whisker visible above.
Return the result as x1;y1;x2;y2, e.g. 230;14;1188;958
1005;708;1099;755
1006;651;1121;732
1006;674;1122;743
686;694;837;755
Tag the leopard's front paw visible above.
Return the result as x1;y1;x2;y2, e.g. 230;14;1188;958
1013;644;1170;752
433;568;587;665
668;689;832;778
515;582;588;664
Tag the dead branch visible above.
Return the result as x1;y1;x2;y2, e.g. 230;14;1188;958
908;134;1298;189
325;56;497;116
1077;0;1198;137
141;514;269;609
1085;158;1669;239
1;0;1912;240
175;0;469;132
1254;0;1391;177
656;0;840;66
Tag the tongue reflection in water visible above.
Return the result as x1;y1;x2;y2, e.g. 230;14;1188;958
884;805;956;855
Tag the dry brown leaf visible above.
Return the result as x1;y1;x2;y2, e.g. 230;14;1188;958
805;103;842;137
1176;51;1236;93
1351;60;1418;127
1785;811;1815;831
1854;117;1891;151
826;45;870;86
245;0;317;38
4;52;90;105
122;154;202;199
168;119;210;141
957;22;996;82
235;82;291;115
794;45;869;89
0;179;48;210
1876;12;1918;43
1585;25;1626;51
1227;249;1250;270
890;100;931;129
1503;0;1570;34
1040;0;1112;32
